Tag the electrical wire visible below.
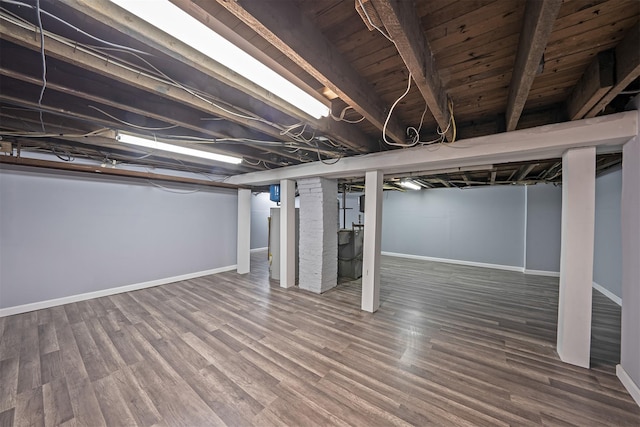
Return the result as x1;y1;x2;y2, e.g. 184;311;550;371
34;0;46;133
1;6;277;126
146;180;200;194
91;45;271;123
406;103;428;144
0;4;352;161
242;157;261;166
0;128;111;138
382;73;417;147
0;0;151;55
330;105;365;124
356;0;459;147
88;105;179;131
51;145;74;161
314;141;343;165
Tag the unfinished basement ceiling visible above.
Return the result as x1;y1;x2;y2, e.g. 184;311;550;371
0;0;638;188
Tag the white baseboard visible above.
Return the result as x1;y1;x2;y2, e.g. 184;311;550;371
617;364;640;407
250;247;268;253
593;281;622;306
381;251;524;273
0;265;236;317
523;269;560;277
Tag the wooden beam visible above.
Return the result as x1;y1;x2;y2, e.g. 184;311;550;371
586;22;640;118
0;156;245;189
517;164;537;181
567;50;615;120
0;16;288;142
208;0;406;145
57;0;324;123
490;170;497;185
166;2;374;154
505;0;562;131
0;66;298;165
436;178;452;188
369;0;452;141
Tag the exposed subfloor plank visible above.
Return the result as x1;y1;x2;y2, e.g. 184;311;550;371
0;252;638;426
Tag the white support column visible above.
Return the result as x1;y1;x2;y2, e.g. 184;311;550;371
236;188;251;274
618;97;640;406
557;146;596;368
362;170;383;313
280;179;296;288
298;177;338;293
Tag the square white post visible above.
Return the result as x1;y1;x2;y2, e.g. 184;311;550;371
280;179;296;288
618;98;640;406
557;146;595;368
236;188;251;274
362;170;383;313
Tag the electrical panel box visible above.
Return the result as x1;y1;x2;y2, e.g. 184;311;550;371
269;184;280;203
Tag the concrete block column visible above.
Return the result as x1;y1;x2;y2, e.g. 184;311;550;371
298;177;338;293
362;170;383;313
618;97;640;406
280;179;296;288
557;146;596;368
236;188;251;274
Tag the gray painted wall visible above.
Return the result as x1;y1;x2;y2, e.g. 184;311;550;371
381;185;526;267
250;192;277;249
525;184;562;272
594;168;623;298
0;165;238;309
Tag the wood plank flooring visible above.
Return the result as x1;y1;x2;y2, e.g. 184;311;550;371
1;252;639;426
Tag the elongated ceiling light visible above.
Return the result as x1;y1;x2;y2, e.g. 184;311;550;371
117;133;243;164
110;0;330;119
399;180;421;190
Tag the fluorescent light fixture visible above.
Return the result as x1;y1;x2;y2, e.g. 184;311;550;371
110;0;330;119
117;133;243;164
399;180;421;190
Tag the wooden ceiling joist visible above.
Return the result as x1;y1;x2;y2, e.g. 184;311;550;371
47;0;371;155
567;50;615;120
505;0;562;131
0;67;312;166
209;0;406;146
369;0;453;141
0;17;289;142
57;0;321;124
0;94;263;172
516;163;537;181
585;22;640;118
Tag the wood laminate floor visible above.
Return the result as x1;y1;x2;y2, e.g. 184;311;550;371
1;252;638;426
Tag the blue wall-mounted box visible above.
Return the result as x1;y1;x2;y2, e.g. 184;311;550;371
269;184;280;202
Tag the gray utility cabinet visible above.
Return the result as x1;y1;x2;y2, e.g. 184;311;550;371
338;228;363;279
